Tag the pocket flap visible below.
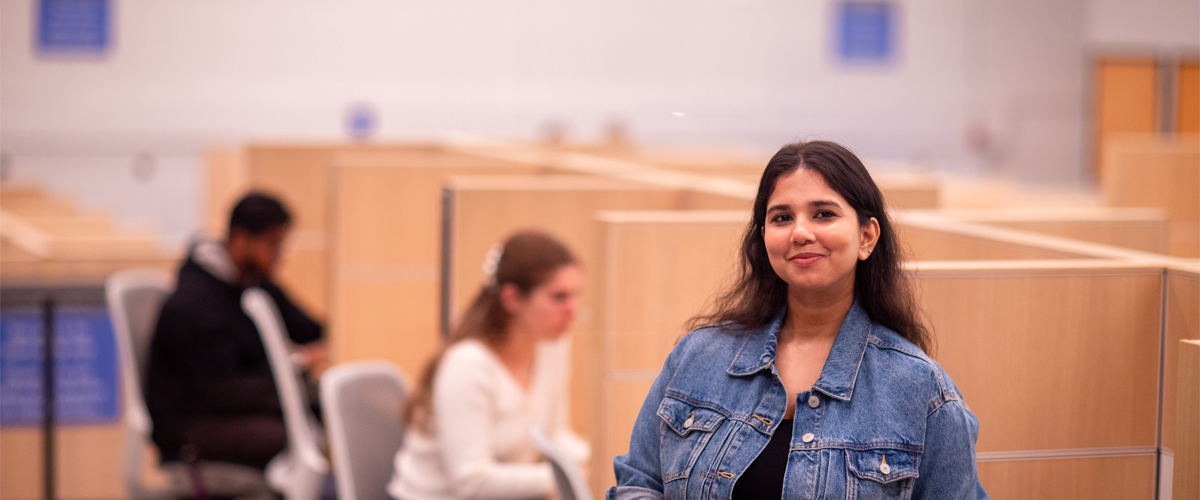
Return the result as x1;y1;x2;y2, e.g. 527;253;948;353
657;396;726;436
845;448;920;484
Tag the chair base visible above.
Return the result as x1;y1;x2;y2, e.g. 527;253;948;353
157;461;275;500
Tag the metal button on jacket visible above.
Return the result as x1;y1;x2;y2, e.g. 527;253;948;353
801;432;815;443
807;395;820;408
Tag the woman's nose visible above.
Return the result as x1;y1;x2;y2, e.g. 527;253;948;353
792;222;816;245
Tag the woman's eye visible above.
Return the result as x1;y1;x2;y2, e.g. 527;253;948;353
770;214;792;223
814;210;836;219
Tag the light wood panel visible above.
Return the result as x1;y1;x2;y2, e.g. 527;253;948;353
1101;135;1200;258
240;144;452;319
1179;61;1199;135
1164;268;1200;454
929;207;1169;255
447;176;684;318
204;149;249;235
587;149;939;209
244;145;339;318
877;178;939;209
1093;58;1159;181
1176;339;1200;499
978;455;1156;500
915;265;1164;453
328;153;541;380
895;223;1096;261
591;211;746;499
448;176;725;440
0;426;129;500
0;186;175;285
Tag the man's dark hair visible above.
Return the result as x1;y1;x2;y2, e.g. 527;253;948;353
228;192;291;236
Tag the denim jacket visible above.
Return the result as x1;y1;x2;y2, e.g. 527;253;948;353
609;302;989;500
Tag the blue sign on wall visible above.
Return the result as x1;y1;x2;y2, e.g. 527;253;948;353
37;0;112;54
0;307;119;426
837;1;895;63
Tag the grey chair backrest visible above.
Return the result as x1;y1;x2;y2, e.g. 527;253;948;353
105;268;173;499
530;427;593;500
242;288;328;500
320;361;409;500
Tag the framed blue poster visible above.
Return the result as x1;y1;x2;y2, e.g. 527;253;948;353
0;306;119;426
36;0;112;55
837;1;895;64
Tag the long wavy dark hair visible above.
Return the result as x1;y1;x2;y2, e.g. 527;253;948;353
689;141;931;353
403;231;577;432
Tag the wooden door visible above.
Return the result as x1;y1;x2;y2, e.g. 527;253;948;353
1093;58;1159;181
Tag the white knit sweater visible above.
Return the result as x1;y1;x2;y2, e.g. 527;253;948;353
387;337;589;500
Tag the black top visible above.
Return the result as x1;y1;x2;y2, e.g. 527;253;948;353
145;254;322;462
732;418;792;500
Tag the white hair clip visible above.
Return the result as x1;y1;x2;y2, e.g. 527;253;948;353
482;243;504;289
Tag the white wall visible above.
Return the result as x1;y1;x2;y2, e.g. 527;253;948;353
1087;0;1200;49
1;0;1196;243
1;0;973;151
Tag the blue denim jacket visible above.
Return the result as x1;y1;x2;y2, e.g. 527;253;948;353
609;302;989;500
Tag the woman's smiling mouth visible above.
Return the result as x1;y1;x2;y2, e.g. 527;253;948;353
788;252;824;265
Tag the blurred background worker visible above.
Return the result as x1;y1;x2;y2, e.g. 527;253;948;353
145;193;327;471
391;231;588;500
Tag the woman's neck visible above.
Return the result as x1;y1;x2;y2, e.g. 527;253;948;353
783;282;855;342
491;327;539;389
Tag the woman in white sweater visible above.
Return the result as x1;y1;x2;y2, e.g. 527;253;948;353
388;231;590;500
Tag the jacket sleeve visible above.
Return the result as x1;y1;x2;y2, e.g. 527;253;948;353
147;301;280;415
912;396;991;499
433;350;554;500
607;339;682;500
262;281;323;345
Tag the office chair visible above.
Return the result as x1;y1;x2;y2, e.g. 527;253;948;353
529;427;593;500
241;287;330;500
106;268;270;500
320;360;409;500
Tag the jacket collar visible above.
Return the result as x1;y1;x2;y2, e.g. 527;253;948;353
188;237;239;286
726;301;872;402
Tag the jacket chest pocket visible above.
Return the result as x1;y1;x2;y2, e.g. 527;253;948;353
845;448;920;500
656;396;727;485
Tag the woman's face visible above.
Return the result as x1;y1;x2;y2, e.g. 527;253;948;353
763;168;879;297
505;264;582;340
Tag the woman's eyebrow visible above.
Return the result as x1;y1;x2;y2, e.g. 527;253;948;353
766;203;790;213
809;200;841;208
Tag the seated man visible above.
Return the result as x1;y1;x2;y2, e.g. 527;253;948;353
146;192;326;470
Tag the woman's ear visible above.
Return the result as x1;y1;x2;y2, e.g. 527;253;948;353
859;217;880;260
499;283;524;314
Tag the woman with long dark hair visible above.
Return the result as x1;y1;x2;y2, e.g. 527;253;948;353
388;231;589;500
611;141;988;499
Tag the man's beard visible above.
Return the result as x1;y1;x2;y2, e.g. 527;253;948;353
238;257;267;287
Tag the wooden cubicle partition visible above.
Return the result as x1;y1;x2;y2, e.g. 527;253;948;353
326;148;549;379
925;207;1170;255
445;177;747;440
204;148;250;236
589;209;1185;499
585;148;940;209
237;144;383;320
916;261;1163;499
590;210;748;498
1101;134;1200;258
1163;265;1200;488
1176;339;1200;498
